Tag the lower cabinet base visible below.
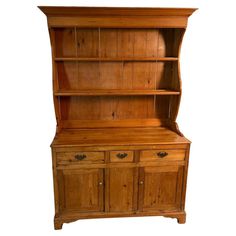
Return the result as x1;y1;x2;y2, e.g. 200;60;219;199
54;211;186;230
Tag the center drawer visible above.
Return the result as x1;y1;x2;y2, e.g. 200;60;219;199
110;151;134;163
140;149;185;162
56;151;105;165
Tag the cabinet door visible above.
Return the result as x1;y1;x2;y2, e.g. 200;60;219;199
108;167;138;212
139;166;184;211
58;168;104;213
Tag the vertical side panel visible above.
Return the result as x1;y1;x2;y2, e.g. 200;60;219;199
51;149;60;214
181;144;190;210
169;29;186;122
156;62;176;91
49;28;61;131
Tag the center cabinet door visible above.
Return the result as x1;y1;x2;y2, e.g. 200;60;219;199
58;168;104;213
107;167;138;212
138;166;184;211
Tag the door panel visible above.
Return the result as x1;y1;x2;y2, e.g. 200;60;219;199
58;168;104;212
108;167;137;212
139;166;183;211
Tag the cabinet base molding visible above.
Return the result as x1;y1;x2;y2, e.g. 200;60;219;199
54;211;186;230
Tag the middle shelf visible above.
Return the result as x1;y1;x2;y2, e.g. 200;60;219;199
54;57;179;62
54;89;180;96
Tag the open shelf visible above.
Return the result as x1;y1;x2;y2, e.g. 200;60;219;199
54;57;179;62
54;89;180;96
53;27;183;126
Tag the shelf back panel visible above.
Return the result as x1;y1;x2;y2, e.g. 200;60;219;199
60;96;171;122
57;61;177;90
54;28;184;58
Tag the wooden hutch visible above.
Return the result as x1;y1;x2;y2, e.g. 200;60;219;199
39;6;196;229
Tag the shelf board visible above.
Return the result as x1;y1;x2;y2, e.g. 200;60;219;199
54;57;178;62
54;89;180;96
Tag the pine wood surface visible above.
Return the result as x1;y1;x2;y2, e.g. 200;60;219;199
54;57;178;61
39;6;196;16
54;89;180;96
39;6;196;229
52;127;190;147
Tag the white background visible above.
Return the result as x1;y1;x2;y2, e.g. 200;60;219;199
0;0;236;235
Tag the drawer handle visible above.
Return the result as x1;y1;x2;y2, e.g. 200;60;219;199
75;154;87;161
116;153;128;159
157;151;168;158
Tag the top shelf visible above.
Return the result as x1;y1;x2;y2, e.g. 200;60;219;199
54;57;178;62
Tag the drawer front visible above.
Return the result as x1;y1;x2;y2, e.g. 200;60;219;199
57;151;105;165
110;151;134;163
140;149;185;162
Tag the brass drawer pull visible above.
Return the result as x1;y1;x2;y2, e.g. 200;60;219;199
116;153;128;159
75;154;87;161
157;151;168;158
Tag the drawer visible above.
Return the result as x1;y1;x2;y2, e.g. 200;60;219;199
57;151;105;165
110;151;134;163
140;149;185;162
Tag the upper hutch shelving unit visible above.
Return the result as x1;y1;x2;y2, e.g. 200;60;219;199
39;6;196;229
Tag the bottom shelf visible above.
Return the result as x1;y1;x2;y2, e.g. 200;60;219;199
52;126;190;147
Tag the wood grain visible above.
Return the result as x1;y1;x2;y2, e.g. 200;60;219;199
54;57;178;61
52;127;190;147
109;167;136;212
58;168;104;212
54;28;76;57
77;29;99;57
140;149;186;162
139;166;183;211
47;16;188;28
39;6;195;229
59;96;156;120
54;89;180;96
57;151;105;165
